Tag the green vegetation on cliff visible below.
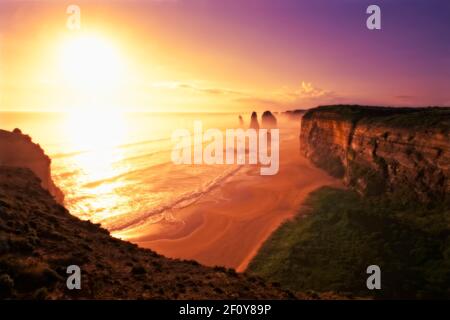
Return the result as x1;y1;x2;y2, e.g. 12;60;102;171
305;105;450;132
248;187;450;299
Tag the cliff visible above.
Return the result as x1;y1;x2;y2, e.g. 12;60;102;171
0;129;64;204
0;166;302;299
300;105;450;200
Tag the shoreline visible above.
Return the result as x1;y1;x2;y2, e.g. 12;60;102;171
114;133;342;272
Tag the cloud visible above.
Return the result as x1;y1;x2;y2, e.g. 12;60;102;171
150;81;246;96
234;97;280;108
149;79;343;110
233;81;343;110
178;83;245;96
284;81;336;100
394;95;415;101
264;81;342;109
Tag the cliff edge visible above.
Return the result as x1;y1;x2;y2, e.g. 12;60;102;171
300;105;450;201
0;129;64;204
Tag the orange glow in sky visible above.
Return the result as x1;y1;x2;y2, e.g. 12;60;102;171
0;1;449;112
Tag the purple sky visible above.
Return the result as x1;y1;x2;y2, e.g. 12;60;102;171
0;0;449;111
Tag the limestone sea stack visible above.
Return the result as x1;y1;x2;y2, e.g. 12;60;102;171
0;128;64;204
249;112;260;130
238;115;244;127
261;111;278;129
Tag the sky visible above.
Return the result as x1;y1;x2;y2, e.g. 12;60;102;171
0;0;449;112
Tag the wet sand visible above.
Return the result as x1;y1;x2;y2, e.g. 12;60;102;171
114;127;341;272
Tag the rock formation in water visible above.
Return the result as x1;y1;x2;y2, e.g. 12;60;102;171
249;112;260;130
261;111;278;129
0;166;304;299
0;129;64;204
238;115;244;127
300;105;450;201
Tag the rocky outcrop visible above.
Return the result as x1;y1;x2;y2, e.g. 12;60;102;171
300;105;450;201
249;112;260;130
0;166;301;299
238;115;244;127
261;111;278;129
0;129;64;204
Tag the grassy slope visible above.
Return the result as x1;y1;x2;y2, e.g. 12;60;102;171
248;187;450;299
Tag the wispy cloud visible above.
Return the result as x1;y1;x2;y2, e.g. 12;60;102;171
150;81;246;96
265;81;343;109
282;81;336;100
149;80;343;110
234;97;280;108
394;95;415;101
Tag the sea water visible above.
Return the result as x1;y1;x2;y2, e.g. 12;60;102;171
0;112;246;232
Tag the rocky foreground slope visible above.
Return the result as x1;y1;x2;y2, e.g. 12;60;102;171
300;105;450;201
0;166;301;299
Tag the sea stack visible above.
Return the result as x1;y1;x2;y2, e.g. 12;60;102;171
249;112;260;130
238;115;244;127
261;111;278;129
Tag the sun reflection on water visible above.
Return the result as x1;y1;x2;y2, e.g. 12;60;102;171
62;110;132;222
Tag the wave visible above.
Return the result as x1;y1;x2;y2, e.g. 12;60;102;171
114;146;174;164
116;137;173;150
81;160;175;188
50;137;173;160
106;165;242;232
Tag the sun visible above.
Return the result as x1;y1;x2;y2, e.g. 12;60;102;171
59;33;124;90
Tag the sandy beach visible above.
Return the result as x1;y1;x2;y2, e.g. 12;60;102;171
113;126;341;272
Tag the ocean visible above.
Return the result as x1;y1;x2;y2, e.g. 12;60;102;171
0;112;249;232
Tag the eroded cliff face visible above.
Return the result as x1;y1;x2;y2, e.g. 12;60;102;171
300;105;450;201
0;129;64;204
